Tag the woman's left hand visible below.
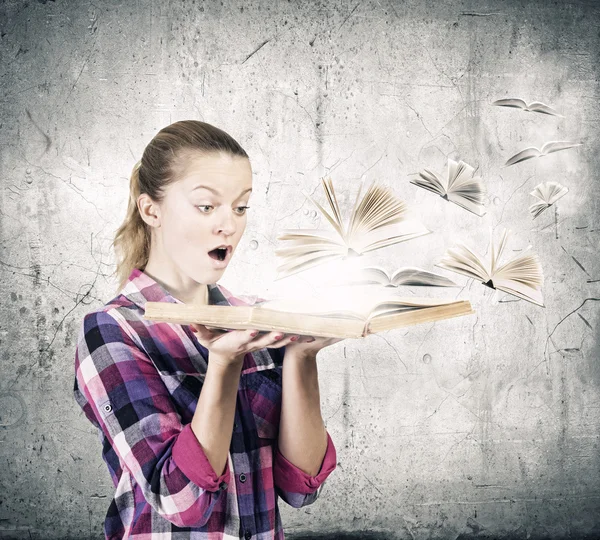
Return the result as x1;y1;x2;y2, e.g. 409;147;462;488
278;333;345;359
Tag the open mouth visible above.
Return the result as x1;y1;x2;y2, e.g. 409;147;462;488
208;246;230;262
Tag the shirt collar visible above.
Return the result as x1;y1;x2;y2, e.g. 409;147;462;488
121;268;278;372
121;267;232;309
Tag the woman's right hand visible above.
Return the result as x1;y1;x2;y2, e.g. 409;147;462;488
189;324;309;367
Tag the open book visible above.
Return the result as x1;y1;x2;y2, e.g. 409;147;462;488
529;181;569;219
434;228;544;307
503;141;582;167
274;176;431;280
143;291;475;339
492;98;563;117
329;265;459;288
409;158;487;217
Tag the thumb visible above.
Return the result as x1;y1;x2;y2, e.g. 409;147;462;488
189;323;220;341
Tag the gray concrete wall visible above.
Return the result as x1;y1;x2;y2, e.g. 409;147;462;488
1;0;599;538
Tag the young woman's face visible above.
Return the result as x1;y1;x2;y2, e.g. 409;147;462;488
158;151;253;284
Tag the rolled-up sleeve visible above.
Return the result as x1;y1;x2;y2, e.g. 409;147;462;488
75;309;228;528
273;430;337;508
220;287;338;508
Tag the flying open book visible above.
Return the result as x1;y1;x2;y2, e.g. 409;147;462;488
143;290;475;339
434;228;544;307
409;158;487;217
503;141;582;167
492;98;563;117
529;181;569;219
274;176;431;280
329;265;459;288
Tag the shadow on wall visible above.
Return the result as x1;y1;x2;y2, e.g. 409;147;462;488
287;526;600;540
288;533;392;540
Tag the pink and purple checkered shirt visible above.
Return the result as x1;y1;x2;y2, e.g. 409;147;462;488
73;268;336;539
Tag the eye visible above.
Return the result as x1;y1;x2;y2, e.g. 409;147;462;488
197;205;214;213
235;206;250;215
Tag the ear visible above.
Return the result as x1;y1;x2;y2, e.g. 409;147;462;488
138;193;161;228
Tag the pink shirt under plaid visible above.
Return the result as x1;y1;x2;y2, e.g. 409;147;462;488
73;268;336;539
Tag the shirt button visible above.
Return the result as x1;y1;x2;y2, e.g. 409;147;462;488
239;473;246;483
244;531;252;540
219;481;228;491
103;403;112;413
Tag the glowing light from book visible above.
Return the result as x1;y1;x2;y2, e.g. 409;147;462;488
266;253;373;302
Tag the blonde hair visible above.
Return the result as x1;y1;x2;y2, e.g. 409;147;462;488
110;120;249;294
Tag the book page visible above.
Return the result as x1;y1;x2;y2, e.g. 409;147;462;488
277;228;344;243
299;190;345;238
275;252;347;279
505;147;542;166
492;248;543;287
143;297;474;339
490;228;509;277
436;243;491;282
548;183;568;204
353;219;431;253
367;297;459;319
339;266;458;288
413;169;447;195
527;102;561;116
529;200;550;218
366;301;475;332
257;294;371;320
541;141;581;155
493;98;527;109
257;288;459;321
447;160;476;193
410;177;447;197
446;191;486;216
346;177;367;239
492;277;544;307
391;267;458;287
350;183;379;236
322;177;345;234
532;182;551;202
275;238;347;256
350;184;408;240
341;266;392;286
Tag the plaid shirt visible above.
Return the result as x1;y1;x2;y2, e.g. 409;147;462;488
73;268;336;539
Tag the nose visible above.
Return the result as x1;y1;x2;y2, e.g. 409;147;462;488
213;208;237;236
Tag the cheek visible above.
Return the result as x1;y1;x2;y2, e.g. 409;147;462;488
182;212;211;245
165;208;208;249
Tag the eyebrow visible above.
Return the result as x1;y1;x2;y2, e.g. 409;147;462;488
191;185;252;197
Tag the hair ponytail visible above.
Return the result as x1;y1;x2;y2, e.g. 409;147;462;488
111;161;151;293
109;120;249;296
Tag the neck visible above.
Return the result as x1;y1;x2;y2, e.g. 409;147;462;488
143;265;210;305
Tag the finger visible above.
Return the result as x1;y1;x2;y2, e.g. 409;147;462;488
190;323;215;339
267;340;287;349
271;333;315;345
248;330;288;346
190;323;230;342
285;334;315;343
245;329;264;341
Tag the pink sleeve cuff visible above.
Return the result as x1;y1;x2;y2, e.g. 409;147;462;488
172;423;230;492
273;431;337;494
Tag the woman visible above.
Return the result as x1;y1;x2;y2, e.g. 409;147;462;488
73;120;342;539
